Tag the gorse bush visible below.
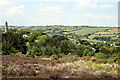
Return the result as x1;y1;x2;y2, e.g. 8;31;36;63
57;54;66;58
95;52;108;59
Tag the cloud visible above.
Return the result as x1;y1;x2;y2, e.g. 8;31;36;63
75;0;98;10
0;0;117;26
99;4;114;8
0;0;25;16
82;13;116;20
0;0;8;6
79;13;117;26
38;5;62;13
75;0;115;11
12;0;119;2
6;5;25;16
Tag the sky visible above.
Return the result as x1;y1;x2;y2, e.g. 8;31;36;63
0;0;119;27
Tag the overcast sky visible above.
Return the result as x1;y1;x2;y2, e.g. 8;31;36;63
0;0;119;27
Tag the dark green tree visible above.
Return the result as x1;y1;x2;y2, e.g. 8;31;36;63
2;31;27;55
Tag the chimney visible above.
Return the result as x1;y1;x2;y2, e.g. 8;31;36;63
5;21;8;33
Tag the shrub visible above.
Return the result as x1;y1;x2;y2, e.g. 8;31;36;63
49;69;69;78
86;51;95;56
80;56;91;61
14;53;25;57
57;54;66;58
67;53;72;56
111;53;120;58
26;53;35;58
0;52;2;54
51;54;59;60
10;53;15;56
14;53;19;56
97;59;107;64
90;57;98;62
73;71;95;78
107;59;114;64
69;55;79;62
83;49;90;56
95;52;108;59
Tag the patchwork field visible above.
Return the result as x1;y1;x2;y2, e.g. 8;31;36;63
88;28;118;39
70;27;110;35
95;28;118;35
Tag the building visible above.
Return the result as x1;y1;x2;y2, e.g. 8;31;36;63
22;34;29;38
5;21;8;33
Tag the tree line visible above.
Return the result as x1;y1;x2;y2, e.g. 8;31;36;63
2;29;120;59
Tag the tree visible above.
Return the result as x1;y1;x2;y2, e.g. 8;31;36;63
2;31;27;55
28;32;42;42
59;40;76;54
78;39;91;45
76;45;93;57
100;46;111;55
112;47;120;54
86;51;95;56
83;49;90;56
52;35;68;41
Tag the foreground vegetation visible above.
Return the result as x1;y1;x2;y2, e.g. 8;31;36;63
2;55;119;78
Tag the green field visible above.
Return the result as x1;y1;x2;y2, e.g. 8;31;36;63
70;27;110;35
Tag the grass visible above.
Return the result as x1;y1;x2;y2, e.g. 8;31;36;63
95;28;118;34
71;27;110;35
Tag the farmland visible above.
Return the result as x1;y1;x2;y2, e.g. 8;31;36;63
68;27;110;35
14;26;119;43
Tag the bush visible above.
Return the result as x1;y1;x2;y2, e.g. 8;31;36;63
86;51;95;56
51;54;59;60
80;56;91;61
14;53;25;57
14;53;19;56
107;59;114;64
97;59;107;64
95;52;107;59
0;52;2;55
10;53;15;56
90;57;98;62
67;53;73;56
57;54;66;58
90;58;107;63
26;52;35;58
111;52;120;58
83;49;90;56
